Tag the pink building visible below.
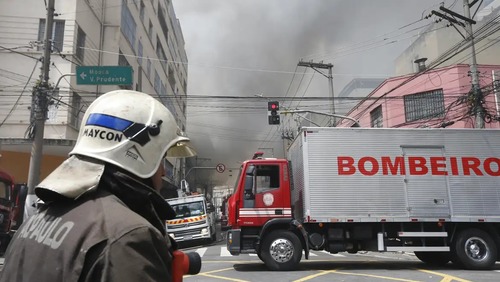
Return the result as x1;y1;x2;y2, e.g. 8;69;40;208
338;64;500;129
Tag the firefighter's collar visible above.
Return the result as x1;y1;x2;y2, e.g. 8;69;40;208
35;155;105;203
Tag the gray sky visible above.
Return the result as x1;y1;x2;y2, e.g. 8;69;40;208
171;0;445;187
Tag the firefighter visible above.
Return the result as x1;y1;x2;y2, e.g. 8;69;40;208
0;90;196;281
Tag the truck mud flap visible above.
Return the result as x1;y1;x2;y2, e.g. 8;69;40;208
227;229;241;255
291;220;310;259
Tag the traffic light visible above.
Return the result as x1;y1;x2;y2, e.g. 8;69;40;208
268;101;280;125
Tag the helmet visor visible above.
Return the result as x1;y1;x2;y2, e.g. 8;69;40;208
166;137;197;158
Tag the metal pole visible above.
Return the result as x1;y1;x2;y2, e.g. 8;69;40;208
282;109;361;127
493;70;500;116
328;66;336;126
464;0;484;128
26;0;55;217
297;61;335;126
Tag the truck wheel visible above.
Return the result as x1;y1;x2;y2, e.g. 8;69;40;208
261;230;302;271
414;252;450;266
452;228;497;270
257;252;264;262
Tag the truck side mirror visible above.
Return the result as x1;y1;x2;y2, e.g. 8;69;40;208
243;165;255;207
244;175;254;200
206;202;215;213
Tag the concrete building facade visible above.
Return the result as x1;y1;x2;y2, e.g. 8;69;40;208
0;0;189;192
338;64;500;129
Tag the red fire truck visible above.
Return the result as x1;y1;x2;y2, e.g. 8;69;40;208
226;127;500;270
0;170;27;254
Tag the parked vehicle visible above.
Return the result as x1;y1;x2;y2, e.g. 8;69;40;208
0;170;27;254
227;127;500;270
167;194;216;244
220;195;231;231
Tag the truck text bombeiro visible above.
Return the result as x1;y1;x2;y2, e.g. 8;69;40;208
226;127;500;270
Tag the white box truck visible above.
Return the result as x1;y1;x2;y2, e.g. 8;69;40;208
166;194;216;245
226;127;500;270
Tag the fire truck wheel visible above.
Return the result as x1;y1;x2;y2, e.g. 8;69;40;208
452;228;497;270
257;252;264;262
261;230;302;271
414;251;450;266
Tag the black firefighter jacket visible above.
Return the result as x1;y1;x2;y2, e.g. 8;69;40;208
0;166;175;282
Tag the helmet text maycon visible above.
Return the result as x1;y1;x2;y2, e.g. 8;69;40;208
83;128;123;142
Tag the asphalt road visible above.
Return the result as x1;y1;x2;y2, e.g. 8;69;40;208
2;226;500;281
180;234;500;282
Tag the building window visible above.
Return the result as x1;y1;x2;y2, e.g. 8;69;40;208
370;105;383;128
156;37;167;70
148;20;153;42
37;19;65;52
154;71;161;94
121;0;136;50
75;26;86;62
137;40;143;66
70;92;82;128
168;64;175;88
137;65;142;92
139;0;145;23
404;89;445;122
157;3;169;44
118;50;130;67
118;50;132;90
146;58;151;78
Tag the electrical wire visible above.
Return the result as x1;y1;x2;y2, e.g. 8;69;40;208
0;60;39;128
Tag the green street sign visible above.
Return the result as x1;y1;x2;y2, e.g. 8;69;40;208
76;66;133;85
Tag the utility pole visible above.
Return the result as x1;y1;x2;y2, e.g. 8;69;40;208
463;0;484;128
26;0;55;216
432;1;483;127
493;70;500;117
297;60;336;126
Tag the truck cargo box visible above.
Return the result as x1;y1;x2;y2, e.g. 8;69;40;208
288;127;500;223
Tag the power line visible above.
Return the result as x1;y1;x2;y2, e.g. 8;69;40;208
0;61;39;128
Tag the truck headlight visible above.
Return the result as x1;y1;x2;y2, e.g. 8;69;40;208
169;233;175;239
201;228;208;234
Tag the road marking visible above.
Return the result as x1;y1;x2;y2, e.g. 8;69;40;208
295;268;421;282
189;267;249;282
418;269;472;282
220;246;233;257
334;270;421;282
196;247;207;257
294;270;337;282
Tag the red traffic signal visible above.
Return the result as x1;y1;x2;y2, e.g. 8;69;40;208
268;101;279;111
267;101;280;125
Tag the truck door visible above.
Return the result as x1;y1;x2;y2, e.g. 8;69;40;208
403;146;451;218
240;163;290;226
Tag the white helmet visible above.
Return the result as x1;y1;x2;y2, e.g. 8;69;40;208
70;90;196;179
